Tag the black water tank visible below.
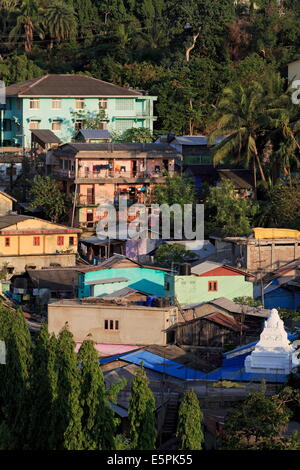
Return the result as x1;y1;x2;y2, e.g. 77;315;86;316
179;263;191;276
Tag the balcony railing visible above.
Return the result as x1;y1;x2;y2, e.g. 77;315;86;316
76;170;167;179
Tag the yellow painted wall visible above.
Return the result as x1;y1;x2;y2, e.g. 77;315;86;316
0;218;79;256
253;228;300;239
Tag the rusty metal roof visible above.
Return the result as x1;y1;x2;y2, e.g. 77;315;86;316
203;312;248;332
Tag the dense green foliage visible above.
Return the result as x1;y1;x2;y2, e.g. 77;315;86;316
154;243;197;267
49;326;83;450
222;384;300;450
205;179;258;237
78;339;117;450
0;306;32;449
2;0;300;138
128;367;157;450
176;390;204;450
29;175;70;223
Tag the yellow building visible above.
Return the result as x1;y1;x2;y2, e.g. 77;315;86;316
0;215;82;274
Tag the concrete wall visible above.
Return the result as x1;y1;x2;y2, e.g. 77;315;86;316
0;253;76;274
165;274;253;305
0;194;13;216
48;302;178;345
78;267;166;297
214;238;300;275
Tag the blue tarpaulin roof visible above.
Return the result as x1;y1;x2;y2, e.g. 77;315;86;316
99;330;298;384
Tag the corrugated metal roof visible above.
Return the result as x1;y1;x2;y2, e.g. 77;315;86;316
86;277;128;285
218;169;254;189
191;261;222;275
76;129;111;140
116;350;207;380
27;268;78;291
174;136;224;146
0;214;33;229
98;254;141;268
55;142;179;155
100;286;147;299
208;297;269;318
203;312;248;332
31;129;61;144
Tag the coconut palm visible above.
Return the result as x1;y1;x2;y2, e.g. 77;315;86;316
209;81;269;187
209;73;297;188
8;0;41;54
43;2;77;49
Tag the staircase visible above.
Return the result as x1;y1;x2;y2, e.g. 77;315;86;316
162;393;181;436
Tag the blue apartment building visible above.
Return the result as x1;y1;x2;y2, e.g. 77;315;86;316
0;74;157;148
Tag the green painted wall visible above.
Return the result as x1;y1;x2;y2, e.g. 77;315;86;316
165;274;253;305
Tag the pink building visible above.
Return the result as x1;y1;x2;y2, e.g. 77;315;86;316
48;142;182;230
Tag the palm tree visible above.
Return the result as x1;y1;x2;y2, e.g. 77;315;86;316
209;81;269;187
209;73;297;188
43;2;77;49
9;0;42;54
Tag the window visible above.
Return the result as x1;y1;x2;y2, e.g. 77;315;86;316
5;237;10;247
115;99;134;111
33;236;40;246
75;120;83;131
86;211;93;222
104;320;119;330
29;98;40;109
75;98;85;109
208;281;218;292
29;120;40;130
52;120;61;131
98;121;107;130
115;119;134;133
99;98;108;109
57;236;64;246
52;98;61;109
69;236;75;245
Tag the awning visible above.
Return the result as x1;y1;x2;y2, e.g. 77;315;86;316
86;277;128;285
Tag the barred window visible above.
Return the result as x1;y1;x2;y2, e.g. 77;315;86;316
115;99;134;111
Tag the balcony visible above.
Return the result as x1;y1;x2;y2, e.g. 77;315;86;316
75;170;169;184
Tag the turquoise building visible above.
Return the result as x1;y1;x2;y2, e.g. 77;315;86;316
1;74;157;147
78;255;167;298
79;267;167;298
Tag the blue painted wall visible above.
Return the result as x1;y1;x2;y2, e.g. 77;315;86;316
260;287;300;310
2;95;156;147
78;267;166;298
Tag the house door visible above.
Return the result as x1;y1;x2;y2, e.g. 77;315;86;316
132;160;137;177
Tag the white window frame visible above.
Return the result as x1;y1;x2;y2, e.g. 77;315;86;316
75;98;85;110
99;98;108;110
29;120;40;130
52;120;62;131
29;98;40;109
52;98;61;109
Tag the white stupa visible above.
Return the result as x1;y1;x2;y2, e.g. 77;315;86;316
244;308;300;375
